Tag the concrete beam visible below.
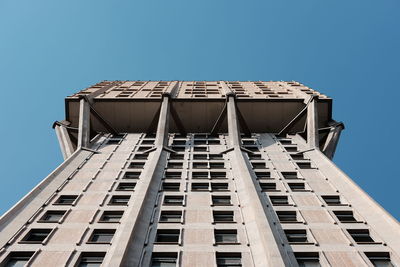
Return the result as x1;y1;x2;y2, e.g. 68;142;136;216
307;96;319;149
54;125;74;160
77;98;90;148
322;121;344;159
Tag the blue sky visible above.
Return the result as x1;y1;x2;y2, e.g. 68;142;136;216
0;0;399;219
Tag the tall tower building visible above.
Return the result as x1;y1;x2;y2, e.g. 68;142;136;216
0;81;398;267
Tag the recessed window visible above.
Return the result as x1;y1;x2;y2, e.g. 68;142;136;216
39;210;66;222
167;162;183;169
138;146;152;152
155;229;180;244
213;211;234;223
279;140;292;145
151;252;177;267
3;252;34;267
242;140;256;145
109;195;130;205
193;154;208;160
192;182;209;191
209;154;223;160
123;171;141;179
255;171;271;179
162;182;180;191
277;211;298;223
212;195;231;206
248;154;262;160
193;162;208;169
21;229;52;243
192;172;209;179
333;211;357;223
54;195;78;205
215;229;238;244
365;252;393;267
252;162;266;169
216;252;241;267
171;146;185;152
116;182;136;191
165;171;182;179
107;139;121;145
244;146;258;152
194;146;208;152
281;172;298;179
270;196;289;206
290;154;305;160
88;229;115;244
159;211;182;223
164;195;184;206
211;183;229;191
210;162;225;169
284;229;308;243
77;252;106;267
133;154;148;160
208;139;221;145
210;172;226;179
142;139;155;145
321;195;341;205
288;183;306;191
172;140;186;146
194;140;207;145
284;146;298;152
169;153;184;160
129;162;145;169
294;252;320;267
99;211;124;223
297;162;312;169
347;229;375;244
260;182;277;192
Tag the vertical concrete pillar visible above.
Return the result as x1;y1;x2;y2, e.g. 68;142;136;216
54;125;74;159
307;97;319;149
77;98;90;148
322;122;344;159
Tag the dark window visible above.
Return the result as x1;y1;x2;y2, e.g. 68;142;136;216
347;229;375;243
22;229;52;243
210;162;225;169
167;162;183;169
169;153;184;160
333;211;357;222
4;252;34;267
39;210;66;222
194;146;208;152
215;230;238;244
192;172;209;179
193;154;208;160
243;140;256;145
208;139;221;145
211;183;229;191
290;154;305;160
194;134;207;139
164;195;184;206
213;211;234;222
99;211;123;223
288;183;306;191
155;229;180;243
151;252;177;267
193;162;208;169
141;139;155;145
162;182;180;191
277;211;297;223
270;196;289;206
77;252;106;267
284;229;308;243
172;140;186;146
248;154;262;160
322;195;341;205
192;182;209;191
209;154;223;160
297;162;312;169
159;211;182;223
107;139;121;145
280;140;292;145
116;182;136;191
281;172;298;179
123;171;141;179
129;162;145;169
194;140;207;145
252;162;266;169
210;172;226;179
216;252;242;267
284;146;298;152
55;195;78;205
165;171;182;179
88;229;115;243
244;146;258;152
133;154;148;160
255;171;271;179
138;146;152;152
171;146;185;152
260;183;276;191
295;252;320;267
109;195;130;205
212;195;231;206
365;252;393;267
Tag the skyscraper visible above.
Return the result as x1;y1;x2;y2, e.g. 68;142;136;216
0;80;398;267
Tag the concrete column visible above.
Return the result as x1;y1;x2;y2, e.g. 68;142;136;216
77;98;90;148
307;97;319;149
102;96;170;267
55;125;74;160
322;122;344;159
226;95;292;267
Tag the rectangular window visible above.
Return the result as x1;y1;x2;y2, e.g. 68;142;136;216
212;195;231;206
294;252;320;267
169;153;184;160
167;162;183;169
163;195;184;206
142;139;155;145
243;140;256;145
288;183;306;191
208;139;221;145
138;146;152;152
193;154;208;160
77;252;106;267
39;210;66;222
248;153;262;160
151;252;177;267
281;172;298;179
252;162;266;169
194;140;207;145
159;211;182;223
290;154;305;160
192;182;209;191
365;252;393;267
109;195;130;205
133;154;148;160
210;162;225;169
213;211;234;223
216;252;242;267
244;146;258;152
210;172;226;179
194;146;208;152
279;140;292;145
88;229;115;244
193;162;208;169
215;229;238;244
322;195;341;205
107;139;121;145
162;182;180;191
54;195;78;205
129;162;145;169
260;182;277;192
165;171;182;179
155;229;180;244
209;154;223;160
211;183;229;191
255;171;271;179
171;146;185;152
21;229;52;243
347;229;375;244
333;211;357;222
284;229;308;243
284;146;298;152
99;211;123;223
116;182;136;191
123;171;141;179
277;211;298;223
297;162;312;169
4;252;34;267
270;196;289;206
192;172;209;179
172;140;186;146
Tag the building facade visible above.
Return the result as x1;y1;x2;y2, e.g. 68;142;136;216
0;81;398;267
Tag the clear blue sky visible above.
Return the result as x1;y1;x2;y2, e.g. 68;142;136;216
0;0;399;219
